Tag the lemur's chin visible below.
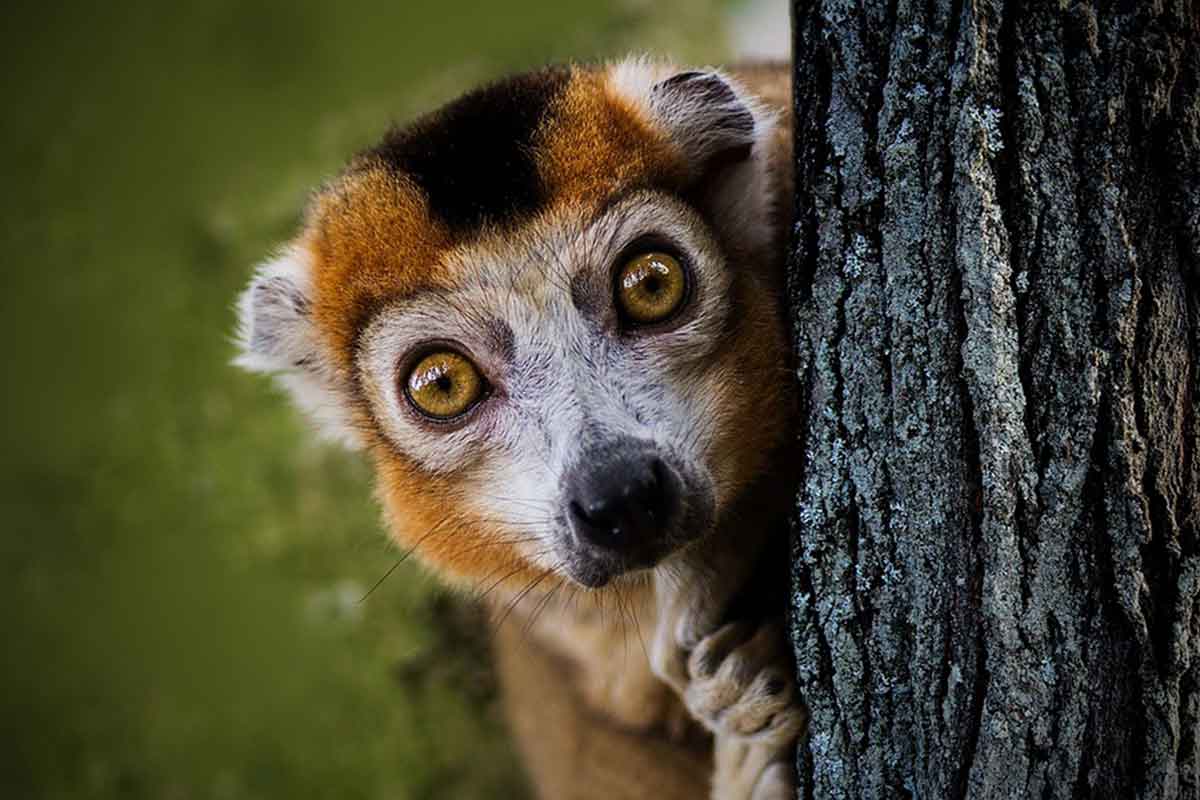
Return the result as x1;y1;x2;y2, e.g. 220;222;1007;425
563;560;620;589
563;538;669;585
559;519;702;589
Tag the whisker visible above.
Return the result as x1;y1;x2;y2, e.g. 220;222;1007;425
448;534;543;558
470;562;528;605
358;513;463;603
522;579;564;637
472;548;556;606
492;565;560;631
358;557;405;604
613;584;630;665
471;493;558;514
627;583;652;666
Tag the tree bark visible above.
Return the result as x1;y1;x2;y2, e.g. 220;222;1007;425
786;1;1200;798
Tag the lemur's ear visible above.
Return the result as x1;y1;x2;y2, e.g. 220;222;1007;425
236;248;316;372
235;247;361;448
609;59;778;253
647;70;759;175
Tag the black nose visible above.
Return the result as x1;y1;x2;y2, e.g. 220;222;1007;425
566;452;672;553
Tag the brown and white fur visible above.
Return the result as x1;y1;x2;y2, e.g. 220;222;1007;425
236;57;801;799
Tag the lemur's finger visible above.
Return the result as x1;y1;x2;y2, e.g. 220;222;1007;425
695;619;782;683
684;617;806;751
686;660;799;738
719;666;796;737
688;621;754;679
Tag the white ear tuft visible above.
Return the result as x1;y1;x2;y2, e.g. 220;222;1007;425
234;247;361;448
648;70;760;167
608;58;779;256
235;248;316;374
608;58;775;178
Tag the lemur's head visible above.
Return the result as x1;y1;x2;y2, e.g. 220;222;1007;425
237;59;790;592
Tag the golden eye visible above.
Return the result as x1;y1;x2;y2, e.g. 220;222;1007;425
404;350;485;420
615;251;688;325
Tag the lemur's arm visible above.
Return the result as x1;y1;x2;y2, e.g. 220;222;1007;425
651;532;805;800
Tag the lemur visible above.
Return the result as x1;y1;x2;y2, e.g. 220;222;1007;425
235;58;802;799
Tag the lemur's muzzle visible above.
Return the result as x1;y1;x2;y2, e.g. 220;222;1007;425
563;439;679;562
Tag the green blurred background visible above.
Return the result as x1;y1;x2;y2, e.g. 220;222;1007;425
0;1;757;797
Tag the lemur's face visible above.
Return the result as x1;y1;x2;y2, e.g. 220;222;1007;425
238;59;789;591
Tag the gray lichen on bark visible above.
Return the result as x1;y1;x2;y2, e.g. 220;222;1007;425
787;1;1200;798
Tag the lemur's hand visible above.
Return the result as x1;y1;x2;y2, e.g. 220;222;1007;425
689;621;806;800
684;621;806;749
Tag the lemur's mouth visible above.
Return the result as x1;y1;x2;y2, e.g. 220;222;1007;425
564;547;665;589
558;442;714;588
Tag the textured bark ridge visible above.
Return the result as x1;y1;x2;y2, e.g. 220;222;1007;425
787;1;1200;797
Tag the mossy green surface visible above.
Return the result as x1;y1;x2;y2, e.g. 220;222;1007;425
0;2;729;797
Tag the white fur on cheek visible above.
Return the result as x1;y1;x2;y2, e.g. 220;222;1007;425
461;448;564;571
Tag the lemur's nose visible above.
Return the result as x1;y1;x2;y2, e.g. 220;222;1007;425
566;452;672;552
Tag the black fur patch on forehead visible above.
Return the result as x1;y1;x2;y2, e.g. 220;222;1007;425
370;66;571;233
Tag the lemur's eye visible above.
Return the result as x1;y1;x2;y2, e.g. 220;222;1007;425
615;251;688;325
405;350;485;420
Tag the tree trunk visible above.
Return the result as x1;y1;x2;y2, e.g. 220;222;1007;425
786;1;1200;798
